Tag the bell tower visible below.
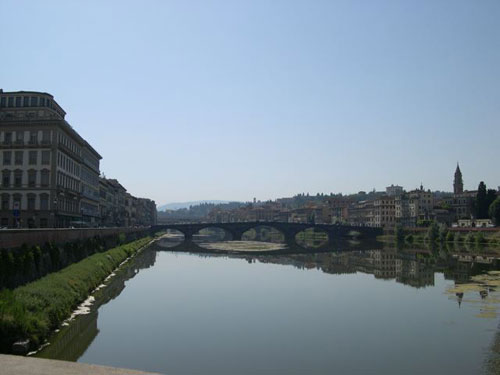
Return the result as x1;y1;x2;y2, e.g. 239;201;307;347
454;163;463;195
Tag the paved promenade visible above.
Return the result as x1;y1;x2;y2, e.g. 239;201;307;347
0;354;160;375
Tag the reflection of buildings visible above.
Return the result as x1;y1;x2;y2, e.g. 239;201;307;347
396;255;435;288
36;249;157;361
372;249;397;279
231;248;500;290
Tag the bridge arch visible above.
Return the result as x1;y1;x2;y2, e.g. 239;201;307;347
294;227;330;249
192;226;236;243
241;225;285;244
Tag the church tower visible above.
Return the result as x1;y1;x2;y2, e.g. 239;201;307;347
454;163;464;195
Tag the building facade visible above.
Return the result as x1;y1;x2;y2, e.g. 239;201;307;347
0;90;102;228
372;195;396;229
0;90;156;228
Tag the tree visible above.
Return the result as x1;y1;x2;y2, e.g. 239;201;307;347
486;189;497;211
476;182;488;219
490;197;500;226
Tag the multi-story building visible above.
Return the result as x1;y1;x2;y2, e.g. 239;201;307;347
395;193;414;227
0;90;101;228
408;185;434;223
326;197;351;224
136;198;157;226
386;184;403;197
347;200;374;227
80;143;101;226
372;195;396;229
99;176;156;227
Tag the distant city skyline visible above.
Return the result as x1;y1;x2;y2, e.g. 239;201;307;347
1;1;499;204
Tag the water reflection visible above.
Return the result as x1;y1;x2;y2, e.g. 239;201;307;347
36;239;500;374
154;237;500;291
36;249;157;361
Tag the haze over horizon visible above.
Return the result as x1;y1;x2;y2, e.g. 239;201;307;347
1;0;499;203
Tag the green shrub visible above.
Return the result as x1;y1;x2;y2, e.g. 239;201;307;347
446;231;454;242
33;246;42;271
118;233;126;244
454;232;463;243
22;252;34;276
405;234;414;244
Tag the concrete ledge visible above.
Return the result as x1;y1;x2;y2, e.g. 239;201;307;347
0;354;160;375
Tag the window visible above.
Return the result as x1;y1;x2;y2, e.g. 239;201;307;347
41;150;50;165
13;194;21;210
15;97;21;107
0;97;5;108
1;194;9;210
40;218;48;228
4;132;12;144
30;97;38;107
14;170;23;187
1;218;8;227
23;96;29;107
7;97;14;107
28;170;37;187
29;131;38;145
3;151;11;165
42;130;50;144
15;151;23;165
29;151;37;165
41;169;49;187
27;194;36;210
40;194;49;210
2;170;10;187
16;131;24;144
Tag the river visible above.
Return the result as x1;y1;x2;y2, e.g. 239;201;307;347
36;238;500;374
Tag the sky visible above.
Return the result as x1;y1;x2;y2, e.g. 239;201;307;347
1;0;499;204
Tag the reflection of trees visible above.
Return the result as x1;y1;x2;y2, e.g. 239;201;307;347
36;249;157;361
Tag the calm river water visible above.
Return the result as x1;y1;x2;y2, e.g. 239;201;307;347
37;239;500;374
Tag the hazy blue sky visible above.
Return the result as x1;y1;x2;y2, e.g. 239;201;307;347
1;0;499;204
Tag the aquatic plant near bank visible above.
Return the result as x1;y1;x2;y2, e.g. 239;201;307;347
0;236;152;354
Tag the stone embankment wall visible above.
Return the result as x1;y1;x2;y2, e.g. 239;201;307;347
0;228;152;289
0;227;150;249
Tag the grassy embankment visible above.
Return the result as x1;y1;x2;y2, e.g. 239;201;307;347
0;236;152;353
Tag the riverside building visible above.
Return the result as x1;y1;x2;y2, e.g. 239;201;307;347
0;90;102;228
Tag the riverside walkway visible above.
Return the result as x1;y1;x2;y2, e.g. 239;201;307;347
0;354;159;375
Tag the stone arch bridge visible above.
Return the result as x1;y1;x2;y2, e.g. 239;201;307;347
151;222;382;249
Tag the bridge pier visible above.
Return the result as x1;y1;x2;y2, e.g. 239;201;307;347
230;230;243;241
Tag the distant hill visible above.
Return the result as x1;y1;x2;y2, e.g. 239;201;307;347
158;200;231;211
